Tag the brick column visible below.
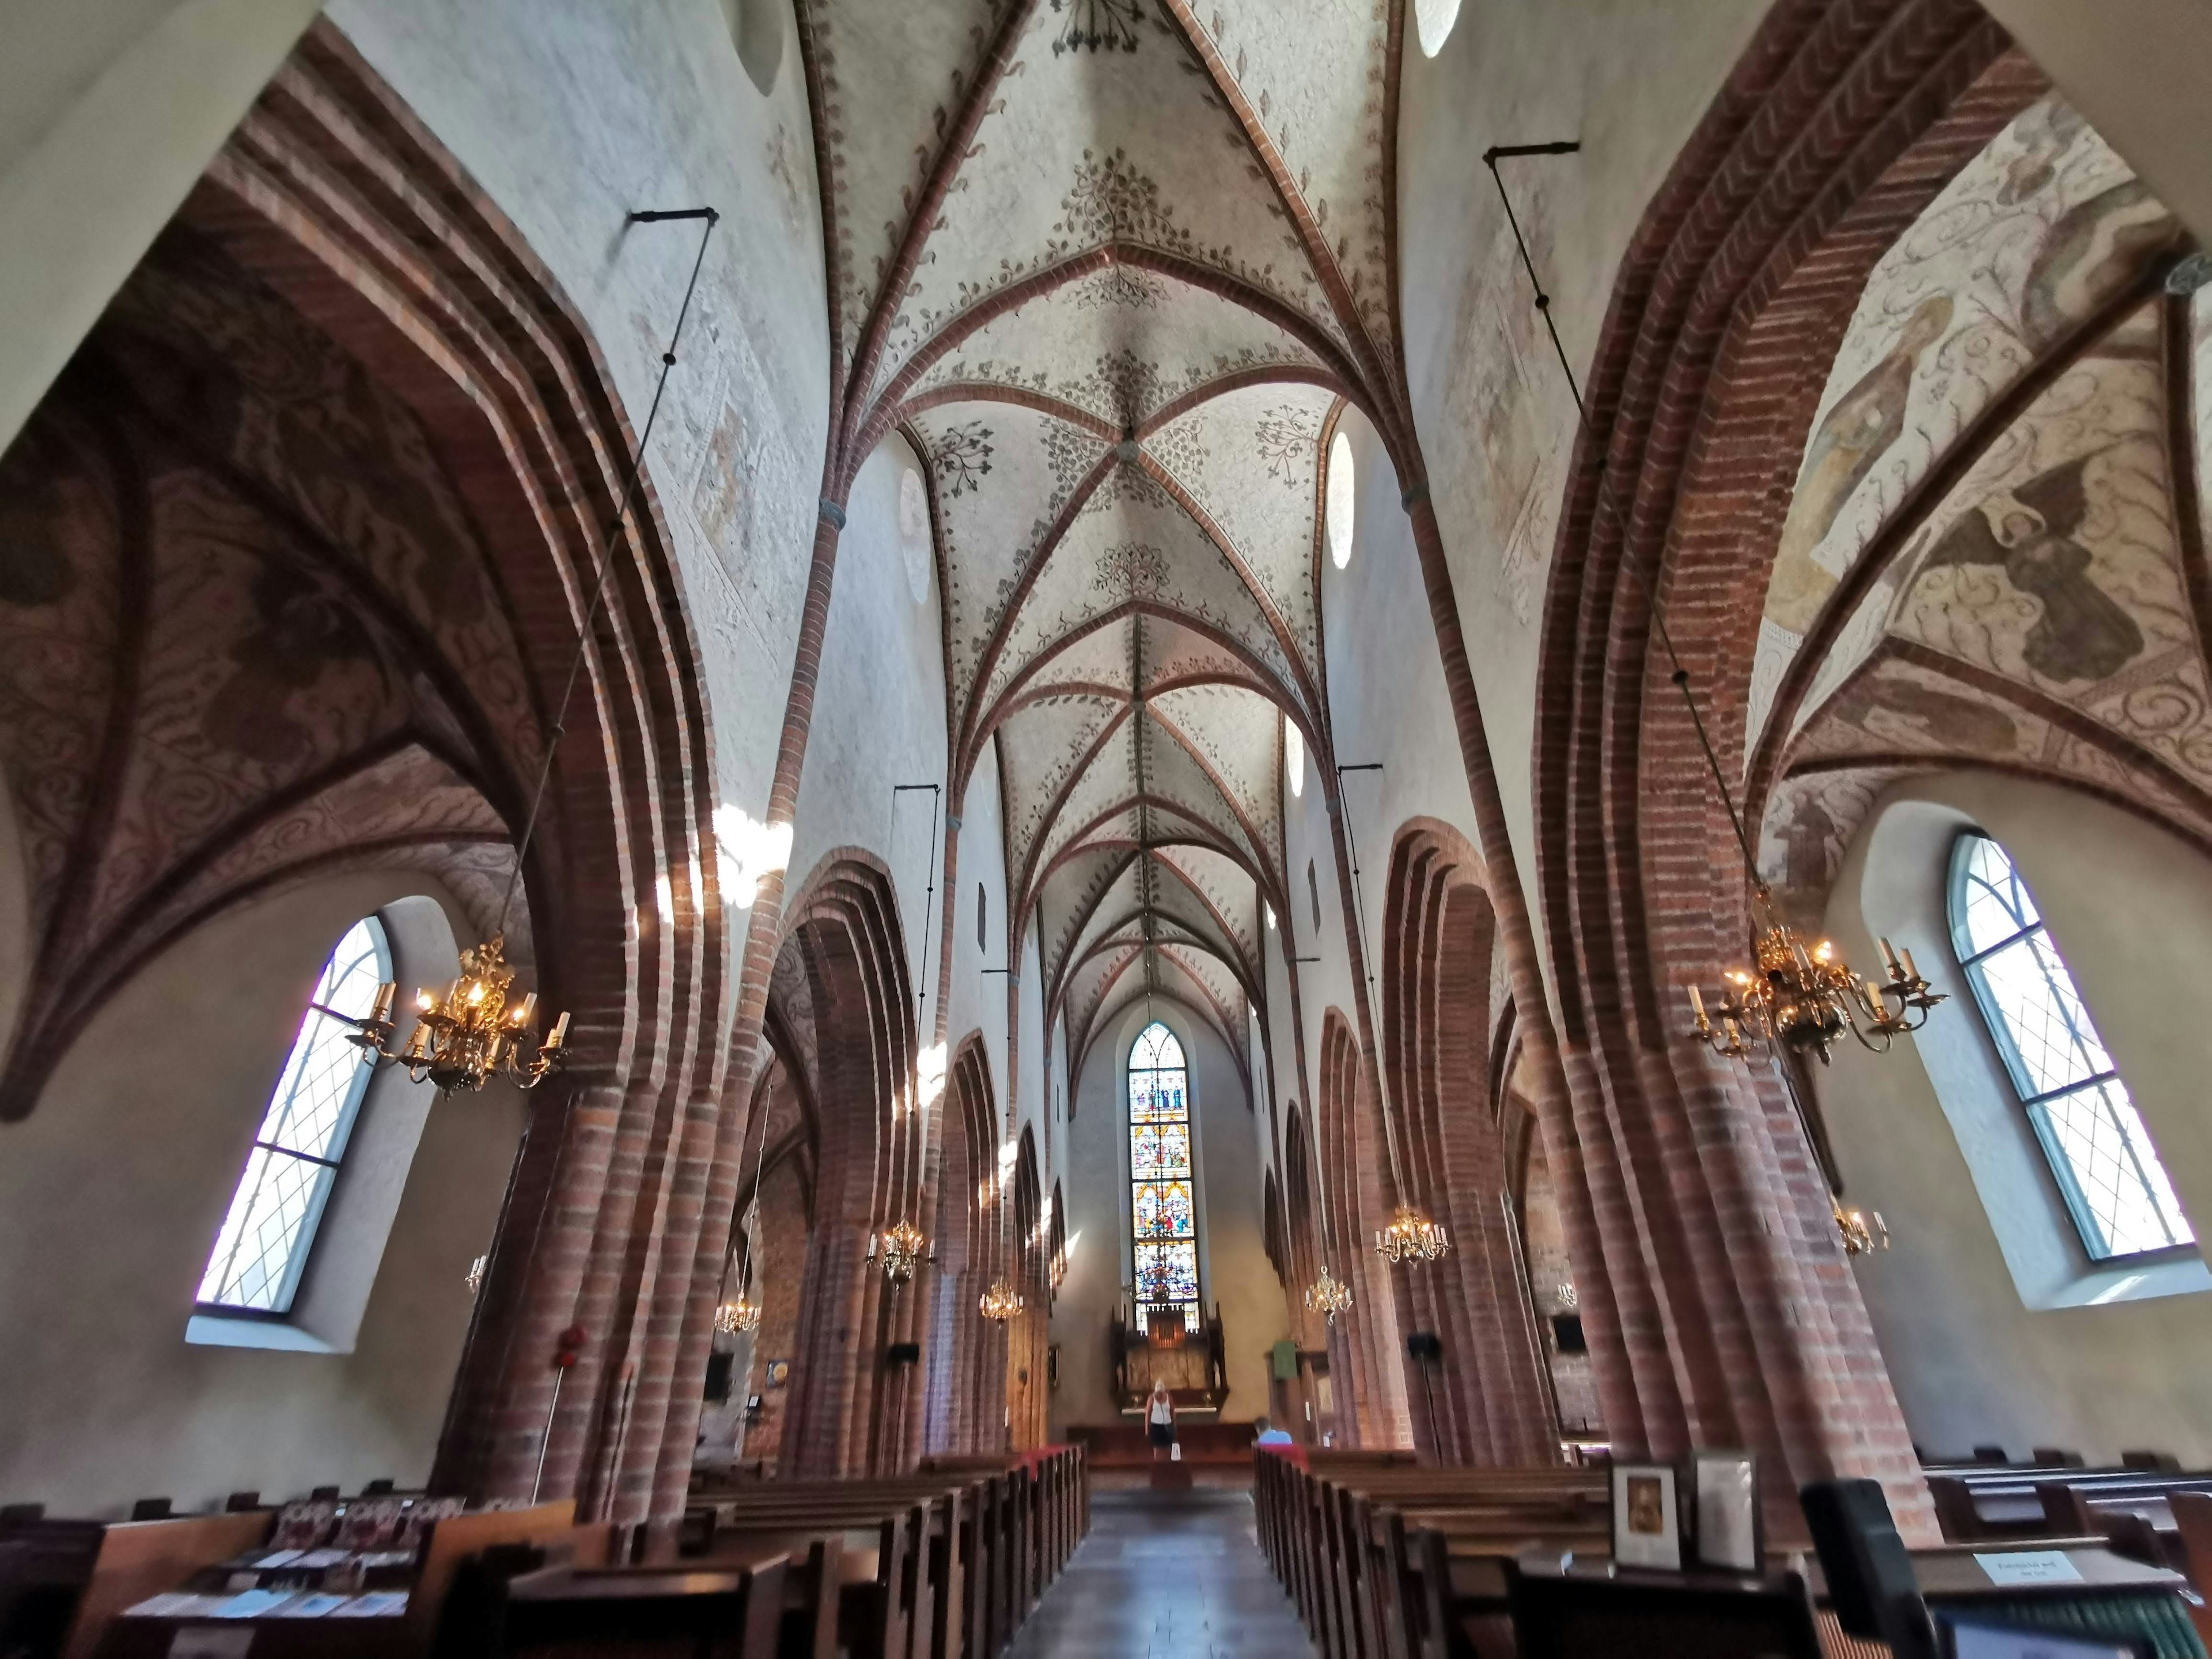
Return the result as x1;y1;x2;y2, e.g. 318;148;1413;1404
653;495;849;1510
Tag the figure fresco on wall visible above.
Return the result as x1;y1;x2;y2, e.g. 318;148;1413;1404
1829;669;2021;755
203;560;383;768
1914;451;2143;683
1767;293;1954;635
2021;180;2177;350
1746;99;2175;753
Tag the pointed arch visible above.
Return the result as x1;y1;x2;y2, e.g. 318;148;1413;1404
1380;818;1556;1465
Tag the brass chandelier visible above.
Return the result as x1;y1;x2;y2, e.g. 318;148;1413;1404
867;1219;930;1284
1688;888;1942;1066
347;209;721;1101
1333;763;1452;1274
351;935;567;1091
979;1137;1024;1320
1304;1263;1353;1325
1374;1204;1451;1265
714;1294;760;1336
1664;656;1934;1256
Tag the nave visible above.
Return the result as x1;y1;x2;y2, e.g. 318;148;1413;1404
1003;1488;1312;1659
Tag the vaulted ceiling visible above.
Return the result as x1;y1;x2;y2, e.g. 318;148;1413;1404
801;0;1415;1069
1746;94;2212;908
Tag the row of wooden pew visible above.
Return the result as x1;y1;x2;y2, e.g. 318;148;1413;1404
2;1447;1085;1659
445;1446;1086;1659
1255;1448;2212;1659
1928;1455;2212;1575
1253;1448;1611;1659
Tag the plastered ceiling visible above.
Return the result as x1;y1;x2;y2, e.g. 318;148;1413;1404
803;0;1411;1070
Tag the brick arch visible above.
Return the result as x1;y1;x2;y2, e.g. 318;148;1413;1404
1281;1104;1323;1344
1263;1168;1286;1287
0;21;738;1525
724;1057;815;1471
770;852;923;1478
1007;1124;1049;1449
1529;1;2044;1529
1378;820;1555;1465
1316;1008;1406;1448
925;1031;1003;1455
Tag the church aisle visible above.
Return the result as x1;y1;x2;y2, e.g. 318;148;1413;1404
1006;1487;1316;1658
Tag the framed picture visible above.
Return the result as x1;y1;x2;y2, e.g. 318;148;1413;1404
1611;1461;1682;1570
1687;1449;1763;1573
764;1359;790;1388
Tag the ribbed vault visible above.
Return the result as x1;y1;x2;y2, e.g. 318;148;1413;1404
800;0;1414;1055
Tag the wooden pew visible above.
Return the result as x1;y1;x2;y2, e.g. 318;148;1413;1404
687;1448;1085;1659
693;1489;941;1659
1252;1449;1606;1659
491;1552;789;1659
59;1509;274;1659
1927;1461;2212;1572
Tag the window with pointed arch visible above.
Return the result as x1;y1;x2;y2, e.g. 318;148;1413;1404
198;916;388;1313
1949;834;2193;1261
1128;1020;1199;1333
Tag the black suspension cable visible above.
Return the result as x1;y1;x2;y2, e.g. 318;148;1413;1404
1483;148;1763;880
495;208;720;937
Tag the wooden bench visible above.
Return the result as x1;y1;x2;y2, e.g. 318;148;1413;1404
680;1445;1087;1659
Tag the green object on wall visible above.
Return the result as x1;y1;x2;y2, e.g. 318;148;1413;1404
1271;1339;1297;1381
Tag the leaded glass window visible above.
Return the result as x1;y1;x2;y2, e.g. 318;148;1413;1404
1129;1021;1199;1332
1949;834;2192;1262
198;916;389;1314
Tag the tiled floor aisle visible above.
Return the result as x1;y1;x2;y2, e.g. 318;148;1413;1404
1006;1487;1317;1658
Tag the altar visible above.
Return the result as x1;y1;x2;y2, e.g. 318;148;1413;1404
1111;1298;1230;1412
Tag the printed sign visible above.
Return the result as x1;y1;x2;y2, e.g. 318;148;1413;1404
1974;1551;2085;1586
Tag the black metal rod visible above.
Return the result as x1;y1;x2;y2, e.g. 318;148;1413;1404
1484;141;1581;162
626;207;721;224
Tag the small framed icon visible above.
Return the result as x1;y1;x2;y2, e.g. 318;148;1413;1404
1611;1461;1683;1571
764;1359;790;1388
1687;1449;1763;1573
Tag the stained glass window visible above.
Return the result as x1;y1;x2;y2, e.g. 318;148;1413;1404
1131;1123;1191;1179
1949;835;2192;1262
198;917;389;1314
1128;1021;1199;1332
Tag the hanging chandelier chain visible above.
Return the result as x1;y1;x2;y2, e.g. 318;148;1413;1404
497;209;720;937
350;210;718;1102
1487;149;1934;1259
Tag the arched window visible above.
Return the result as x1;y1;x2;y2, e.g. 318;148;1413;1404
1414;0;1462;56
1949;834;2192;1261
1129;1020;1199;1333
1325;431;1355;570
198;916;389;1314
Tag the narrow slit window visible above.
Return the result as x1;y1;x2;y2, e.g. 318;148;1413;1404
1948;834;2192;1262
1128;1021;1199;1334
197;916;389;1315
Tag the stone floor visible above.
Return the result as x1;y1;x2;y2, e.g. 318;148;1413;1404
1006;1487;1316;1658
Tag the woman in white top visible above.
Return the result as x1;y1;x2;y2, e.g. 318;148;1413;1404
1146;1380;1176;1461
